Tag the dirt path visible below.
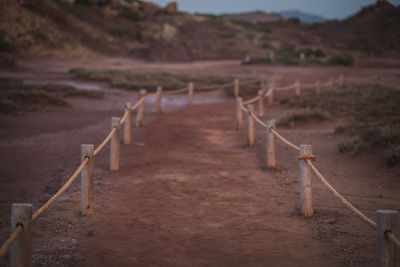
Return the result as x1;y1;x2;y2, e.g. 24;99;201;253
61;101;338;267
19;98;398;267
1;60;400;266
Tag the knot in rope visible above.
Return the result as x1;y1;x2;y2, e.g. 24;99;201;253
297;154;316;160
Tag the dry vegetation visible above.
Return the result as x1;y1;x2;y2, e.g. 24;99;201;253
0;78;103;114
70;68;235;91
279;84;400;166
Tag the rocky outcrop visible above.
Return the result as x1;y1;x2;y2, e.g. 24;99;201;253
164;2;178;14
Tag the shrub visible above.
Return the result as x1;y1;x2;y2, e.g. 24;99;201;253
294;48;326;58
337;136;362;153
0;29;12;52
384;143;400;166
315;48;326;58
288;17;301;24
221;30;236;39
106;25;131;37
276;52;298;65
277;108;330;127
328;53;354;66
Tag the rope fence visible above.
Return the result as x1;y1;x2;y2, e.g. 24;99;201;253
1;72;398;266
234;74;400;266
1;75;280;264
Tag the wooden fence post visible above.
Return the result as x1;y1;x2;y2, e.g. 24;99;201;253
234;79;240;97
188;82;194;107
123;102;132;145
110;117;120;171
136;89;146;127
376;210;398;267
266;119;276;168
329;76;333;88
156;86;162;114
10;203;32;267
316;80;320;94
269;83;275;105
247;104;255;147
299;145;313;217
258;90;264;117
261;75;266;93
236;97;243;131
295;81;301;96
81;144;94;215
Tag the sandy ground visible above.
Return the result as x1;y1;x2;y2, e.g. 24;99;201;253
0;59;400;266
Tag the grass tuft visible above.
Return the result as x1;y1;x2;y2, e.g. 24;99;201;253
277;108;330;127
0;78;103;114
69;68;233;91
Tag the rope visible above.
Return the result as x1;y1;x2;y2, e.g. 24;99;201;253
320;80;331;87
93;127;117;156
251;112;267;128
129;97;145;111
270;128;300;151
297;154;316;160
163;87;188;95
387;232;400;248
307;159;376;228
32;158;89;222
240;103;248;112
275;83;296;92
119;110;129;125
0;225;23;259
242;95;260;105
147;92;159;97
264;89;272;97
301;82;317;89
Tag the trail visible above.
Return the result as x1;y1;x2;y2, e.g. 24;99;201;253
70;101;338;267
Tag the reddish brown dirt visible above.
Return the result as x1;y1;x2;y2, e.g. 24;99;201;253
1;60;400;266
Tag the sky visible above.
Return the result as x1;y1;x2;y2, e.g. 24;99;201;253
151;0;400;20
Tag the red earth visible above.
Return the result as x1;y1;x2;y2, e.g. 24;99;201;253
0;59;400;266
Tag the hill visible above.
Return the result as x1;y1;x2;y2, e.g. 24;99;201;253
309;1;400;56
223;11;282;24
0;0;399;62
278;10;326;24
0;0;272;61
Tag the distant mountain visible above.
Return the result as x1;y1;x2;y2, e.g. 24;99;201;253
278;10;326;24
223;11;283;24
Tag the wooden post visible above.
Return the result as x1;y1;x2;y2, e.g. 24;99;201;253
236;97;243;131
81;144;94;215
247;104;255;147
339;74;344;86
258;90;264;117
156;86;162;114
329;76;333;88
136;89;146;127
10;203;32;267
295;81;301;96
110;117;120;171
123;102;132;145
234;79;239;97
376;210;398;267
188;82;194;107
280;75;284;88
269;83;275;105
299;145;313;217
316;80;320;94
266;119;276;168
261;75;266;93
